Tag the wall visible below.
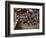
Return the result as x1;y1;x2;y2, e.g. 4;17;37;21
0;0;46;38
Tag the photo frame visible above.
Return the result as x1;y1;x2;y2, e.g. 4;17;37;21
5;1;45;37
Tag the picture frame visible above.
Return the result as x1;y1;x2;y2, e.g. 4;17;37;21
5;1;45;37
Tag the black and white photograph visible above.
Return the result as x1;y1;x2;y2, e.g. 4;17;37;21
14;8;39;30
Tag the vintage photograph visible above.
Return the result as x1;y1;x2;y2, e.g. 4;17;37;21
14;8;39;30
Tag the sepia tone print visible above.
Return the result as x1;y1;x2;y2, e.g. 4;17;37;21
14;8;39;30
